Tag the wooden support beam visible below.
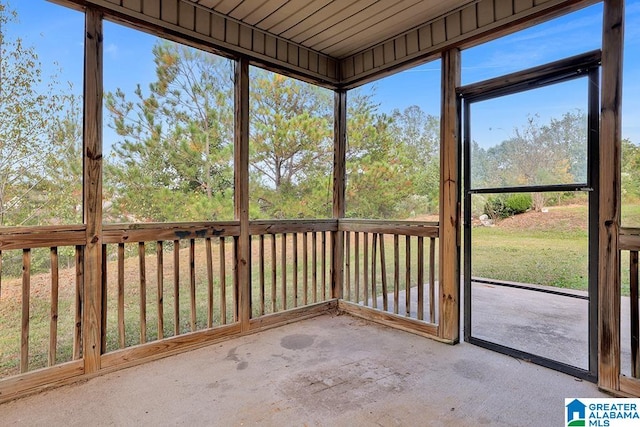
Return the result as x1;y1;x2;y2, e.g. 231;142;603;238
598;0;624;393
438;48;461;343
332;90;347;299
235;57;251;330
83;8;104;373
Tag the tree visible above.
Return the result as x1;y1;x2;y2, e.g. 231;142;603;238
249;70;333;219
105;41;234;222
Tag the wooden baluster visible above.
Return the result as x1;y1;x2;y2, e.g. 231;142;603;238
101;244;108;351
117;243;125;348
380;234;388;312
173;240;180;335
205;238;213;328
371;233;377;309
363;233;369;306
220;237;227;324
322;231;327;301
157;241;164;339
259;235;265;315
293;233;298;308
282;233;287;310
74;246;83;359
345;232;351;302
429;237;436;324
393;235;399;315
631;250;639;378
139;242;147;344
189;239;196;332
312;232;318;303
271;234;277;312
417;236;424;321
21;249;31;373
406;236;411;317
49;247;59;367
303;232;308;305
354;232;360;304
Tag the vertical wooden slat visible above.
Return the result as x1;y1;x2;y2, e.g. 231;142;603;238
281;233;287;310
173;240;180;335
333;89;347;299
363;233;369;306
303;232;309;305
259;235;265;315
0;250;3;298
49;247;59;366
205;238;213;328
293;233;298;308
322;231;327;301
429;237;436;323
380;234;388;312
598;0;624;392
271;234;277;312
439;48;461;342
220;237;227;324
406;236;411;317
189;239;196;332
139;242;147;344
235;57;251;330
418;236;424;321
83;8;104;373
312;232;318;303
345;232;351;301
355;232;360;303
73;246;83;360
371;233;377;309
21;249;31;373
117;243;125;348
393;235;399;315
157;241;164;339
101;244;108;352
631;251;639;378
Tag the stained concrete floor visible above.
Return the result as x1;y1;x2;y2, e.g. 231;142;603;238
2;311;608;426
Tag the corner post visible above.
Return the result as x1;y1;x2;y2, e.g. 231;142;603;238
332;90;347;299
235;57;251;330
83;8;104;373
598;0;624;392
438;48;461;343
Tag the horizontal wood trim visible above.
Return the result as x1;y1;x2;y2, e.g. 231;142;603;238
100;323;242;370
338;300;448;342
0;226;86;250
248;219;338;235
619;375;640;397
620;228;640;250
340;0;598;88
102;222;240;243
59;0;339;88
0;360;85;404
248;300;338;331
338;219;439;238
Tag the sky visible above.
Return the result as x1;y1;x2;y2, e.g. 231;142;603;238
6;0;640;151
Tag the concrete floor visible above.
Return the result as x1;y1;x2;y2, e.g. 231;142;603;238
2;312;607;426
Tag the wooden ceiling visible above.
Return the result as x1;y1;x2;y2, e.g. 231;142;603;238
187;0;474;59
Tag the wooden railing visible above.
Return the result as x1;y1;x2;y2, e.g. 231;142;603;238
0;219;440;402
618;227;640;396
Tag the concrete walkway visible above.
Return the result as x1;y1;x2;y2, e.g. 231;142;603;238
2;312;607;426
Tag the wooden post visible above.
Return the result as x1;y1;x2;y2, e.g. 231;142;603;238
438;48;461;343
332;89;347;299
83;8;104;373
598;0;624;392
235;57;251;330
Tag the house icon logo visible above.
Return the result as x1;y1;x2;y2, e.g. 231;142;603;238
566;399;587;426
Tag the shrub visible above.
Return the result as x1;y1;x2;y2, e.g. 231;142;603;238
484;193;532;219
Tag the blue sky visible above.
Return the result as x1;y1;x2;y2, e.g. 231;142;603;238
8;0;640;149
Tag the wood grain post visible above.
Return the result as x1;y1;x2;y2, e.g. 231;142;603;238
438;48;461;343
598;0;624;392
83;8;104;373
332;89;347;299
235;57;251;330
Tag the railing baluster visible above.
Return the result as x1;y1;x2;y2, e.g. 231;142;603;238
354;232;360;304
101;244;108;352
405;236;411;317
371;233;377;309
74;245;83;360
380;234;388;312
0;250;2;298
173;240;180;335
157;241;164;339
282;233;287;310
345;232;351;301
322;231;327;301
21;248;30;373
49;247;59;366
139;242;147;344
205;238;213;328
259;234;265;315
417;236;424;321
429;237;436;323
363;233;369;306
293;233;298;308
393;235;399;315
117;243;125;348
220;237;226;324
631;250;639;378
271;234;277;312
312;232;318;303
189;239;196;332
303;232;308;305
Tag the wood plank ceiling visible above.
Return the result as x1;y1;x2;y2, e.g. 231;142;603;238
187;0;474;59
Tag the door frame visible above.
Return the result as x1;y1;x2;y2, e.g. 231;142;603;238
457;50;601;382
